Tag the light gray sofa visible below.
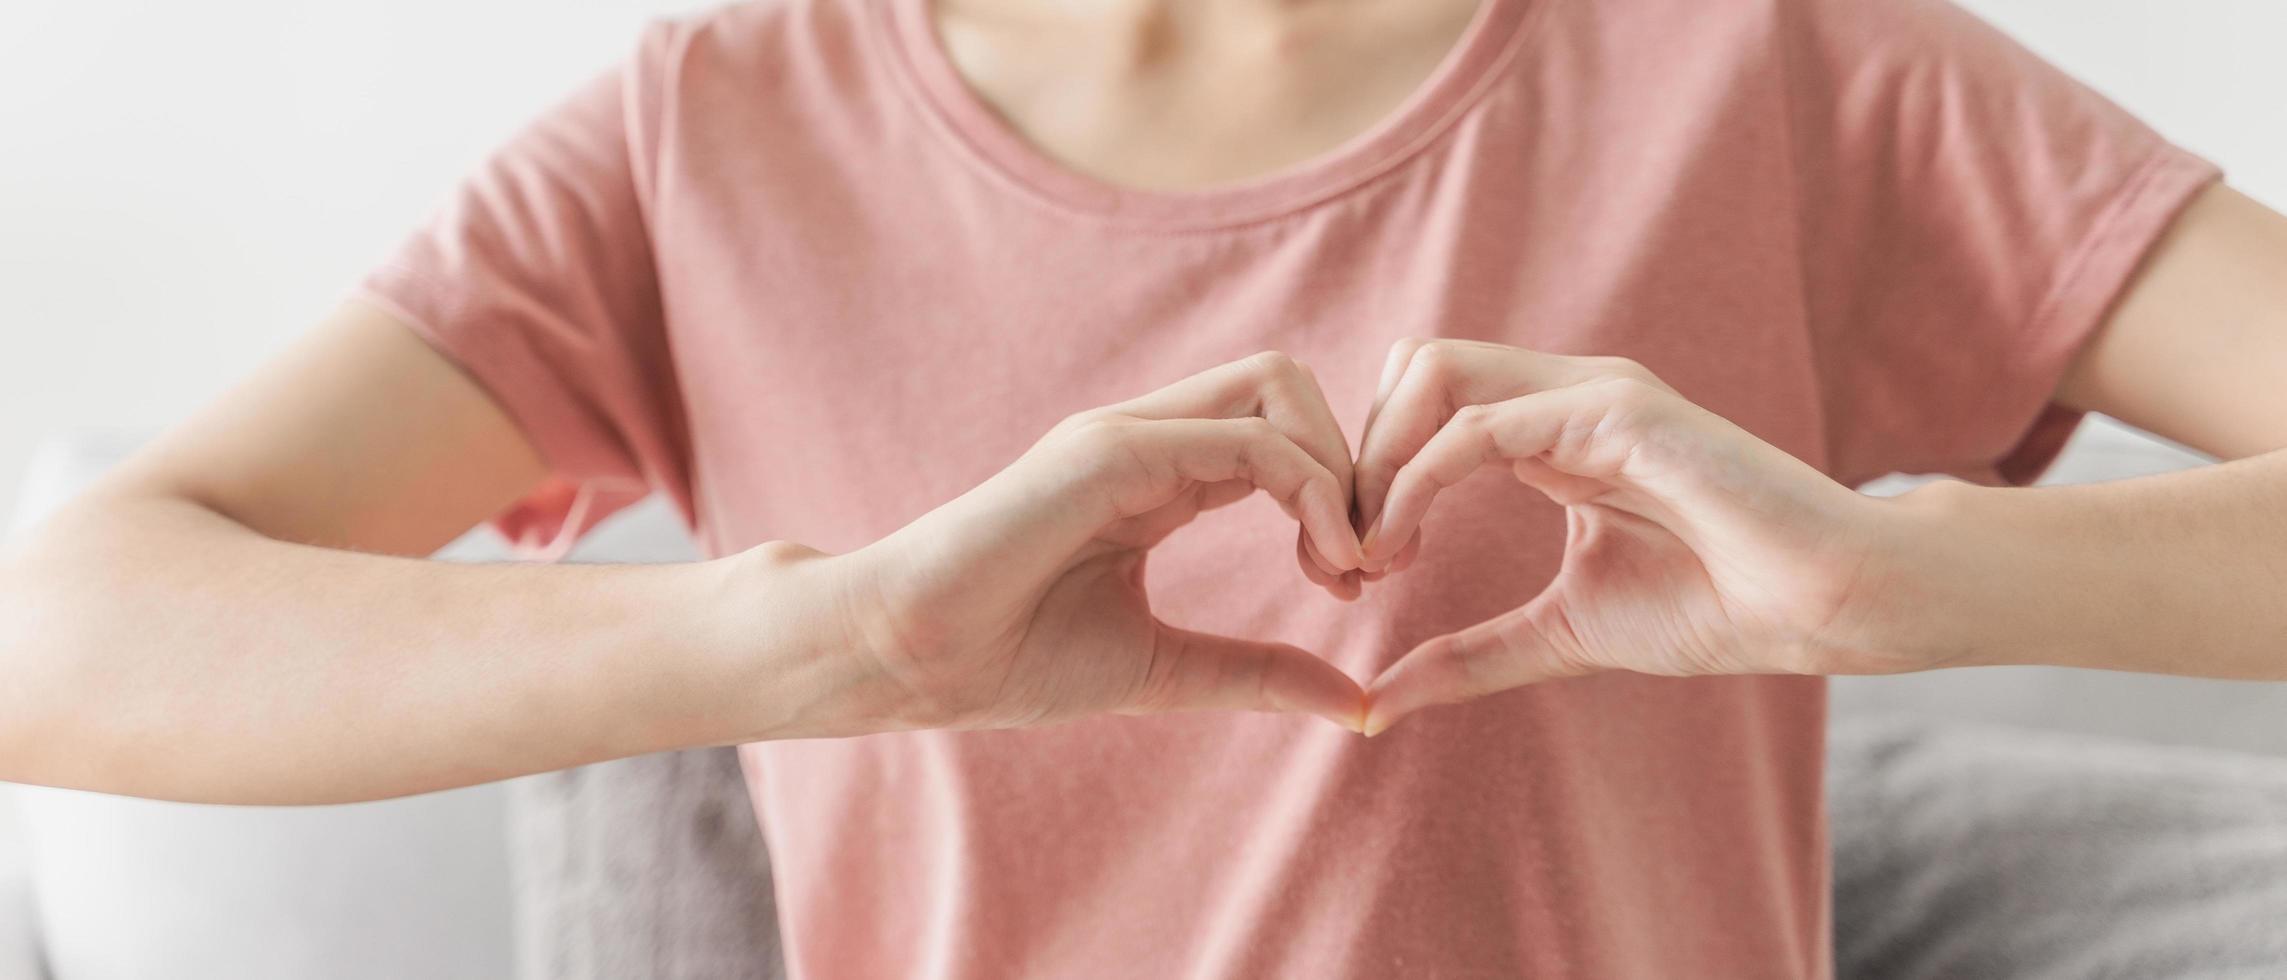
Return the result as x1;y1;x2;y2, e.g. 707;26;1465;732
5;417;2287;979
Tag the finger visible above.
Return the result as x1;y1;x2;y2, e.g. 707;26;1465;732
1364;380;1651;564
1106;351;1354;494
1357;339;1535;449
1362;601;1585;736
1089;416;1364;572
1390;528;1423;572
1355;337;1431;503
1352;341;1605;539
1357;527;1420;583
1294;529;1356;599
1131;623;1367;732
1352;342;1545;541
1106;352;1357;575
1099;350;1290;420
1281;361;1360;577
1352;341;1451;540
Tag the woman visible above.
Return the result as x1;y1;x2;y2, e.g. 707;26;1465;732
4;0;2283;974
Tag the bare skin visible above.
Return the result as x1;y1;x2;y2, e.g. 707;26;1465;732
0;324;1369;803
4;1;2287;801
937;0;1481;190
1352;185;2287;733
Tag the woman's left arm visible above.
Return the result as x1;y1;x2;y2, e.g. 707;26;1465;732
1898;183;2287;677
2058;185;2287;462
1350;185;2287;733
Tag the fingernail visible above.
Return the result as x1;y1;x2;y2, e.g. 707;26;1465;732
1359;523;1382;561
1359;698;1396;737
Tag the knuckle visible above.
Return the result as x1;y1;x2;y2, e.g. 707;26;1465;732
1594;375;1665;410
1590;355;1647;378
1063;413;1129;446
1590;355;1677;393
1244;349;1302;381
1057;416;1138;471
1049;408;1112;439
1233;351;1314;411
1408;340;1462;380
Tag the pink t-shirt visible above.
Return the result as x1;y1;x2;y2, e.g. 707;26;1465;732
356;0;2218;974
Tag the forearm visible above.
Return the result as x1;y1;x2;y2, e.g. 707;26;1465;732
0;494;869;804
1886;450;2287;677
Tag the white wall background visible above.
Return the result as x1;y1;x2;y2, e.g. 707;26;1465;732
0;0;717;524
1;1;2285;522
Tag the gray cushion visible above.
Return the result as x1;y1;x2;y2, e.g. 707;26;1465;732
1831;715;2287;979
509;748;782;980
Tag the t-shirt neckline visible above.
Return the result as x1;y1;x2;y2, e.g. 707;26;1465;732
882;0;1542;232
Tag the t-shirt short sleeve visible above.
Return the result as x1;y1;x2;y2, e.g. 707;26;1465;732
1785;0;2222;488
350;22;689;558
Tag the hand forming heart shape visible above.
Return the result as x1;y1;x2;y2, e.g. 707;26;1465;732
841;341;1902;739
1331;339;1894;735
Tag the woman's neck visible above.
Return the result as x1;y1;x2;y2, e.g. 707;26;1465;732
933;0;1483;191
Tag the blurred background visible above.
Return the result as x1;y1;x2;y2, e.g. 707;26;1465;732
3;2;2287;978
0;0;713;524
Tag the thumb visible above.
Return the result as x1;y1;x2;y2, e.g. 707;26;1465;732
1129;623;1367;733
1363;600;1585;736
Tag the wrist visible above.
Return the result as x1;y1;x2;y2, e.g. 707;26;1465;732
1858;478;2043;672
689;542;907;743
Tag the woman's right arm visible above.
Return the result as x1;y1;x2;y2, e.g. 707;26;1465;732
0;302;877;805
0;312;1364;805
